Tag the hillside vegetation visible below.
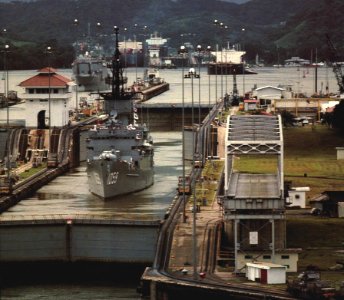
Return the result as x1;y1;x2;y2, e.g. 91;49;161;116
0;0;343;69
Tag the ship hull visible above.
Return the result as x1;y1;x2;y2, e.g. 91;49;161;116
208;63;257;75
72;57;110;92
75;74;109;91
87;157;154;199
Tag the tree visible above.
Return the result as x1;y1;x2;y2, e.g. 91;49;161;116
332;100;344;130
280;110;295;127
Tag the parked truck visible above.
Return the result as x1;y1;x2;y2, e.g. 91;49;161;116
287;270;336;299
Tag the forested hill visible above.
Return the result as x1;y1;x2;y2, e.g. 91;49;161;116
0;0;343;69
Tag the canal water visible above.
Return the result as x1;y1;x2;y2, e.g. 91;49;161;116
0;66;339;299
0;65;339;125
0;131;183;300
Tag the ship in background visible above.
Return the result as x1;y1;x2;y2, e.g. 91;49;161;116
86;27;154;199
146;32;168;68
72;53;110;92
208;46;257;75
118;39;144;67
72;24;110;92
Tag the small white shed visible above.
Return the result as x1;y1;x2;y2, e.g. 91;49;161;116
338;202;344;218
336;147;344;160
246;262;287;284
287;187;310;208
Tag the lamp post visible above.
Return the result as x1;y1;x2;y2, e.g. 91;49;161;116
179;45;187;223
73;19;80;119
3;43;11;193
46;46;52;156
242;28;246;96
133;23;138;80
184;65;197;279
142;25;149;68
190;66;197;280
196;45;202;126
73;18;79;57
220;23;224;99
206;46;212;112
123;27;128;74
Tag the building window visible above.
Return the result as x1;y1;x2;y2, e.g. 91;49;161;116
245;255;253;259
281;255;290;259
284;265;290;269
263;255;271;259
295;194;300;199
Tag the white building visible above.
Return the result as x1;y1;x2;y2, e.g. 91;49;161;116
19;67;73;128
246;262;287;284
287;187;310;208
237;250;300;273
253;86;285;100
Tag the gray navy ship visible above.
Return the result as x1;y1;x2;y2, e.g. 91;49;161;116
72;55;110;92
86;27;154;199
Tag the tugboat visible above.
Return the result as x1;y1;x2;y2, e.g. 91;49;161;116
86;27;154;199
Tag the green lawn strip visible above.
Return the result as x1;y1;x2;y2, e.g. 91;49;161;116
18;165;46;180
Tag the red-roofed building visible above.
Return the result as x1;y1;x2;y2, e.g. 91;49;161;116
19;68;73;128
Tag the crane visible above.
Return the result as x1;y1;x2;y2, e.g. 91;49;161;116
326;34;344;95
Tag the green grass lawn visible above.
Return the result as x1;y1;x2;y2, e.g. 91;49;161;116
18;165;46;180
233;125;344;198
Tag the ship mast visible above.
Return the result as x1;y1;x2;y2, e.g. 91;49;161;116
112;26;122;100
101;26;131;104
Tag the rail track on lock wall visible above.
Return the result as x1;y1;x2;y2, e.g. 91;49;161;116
0;121;92;212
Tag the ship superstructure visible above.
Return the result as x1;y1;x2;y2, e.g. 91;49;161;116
72;54;110;92
86;27;154;199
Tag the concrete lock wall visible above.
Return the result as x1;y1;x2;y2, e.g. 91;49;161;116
0;224;159;263
0;225;67;261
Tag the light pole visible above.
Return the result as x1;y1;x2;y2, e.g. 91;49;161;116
206;46;212;112
242;28;246;96
123;27;127;76
179;45;187;223
73;19;80;119
213;20;219;103
196;45;202;126
3;43;11;193
184;66;198;279
134;23;138;81
46;46;52;156
73;18;79;56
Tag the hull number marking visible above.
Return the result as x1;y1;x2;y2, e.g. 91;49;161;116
107;172;119;185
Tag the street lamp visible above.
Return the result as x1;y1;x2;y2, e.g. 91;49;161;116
206;46;212;112
242;28;246;96
123;27;128;72
184;65;199;281
46;46;52;156
72;19;80;119
213;20;221;103
3;43;11;193
179;45;187;223
196;45;202;126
